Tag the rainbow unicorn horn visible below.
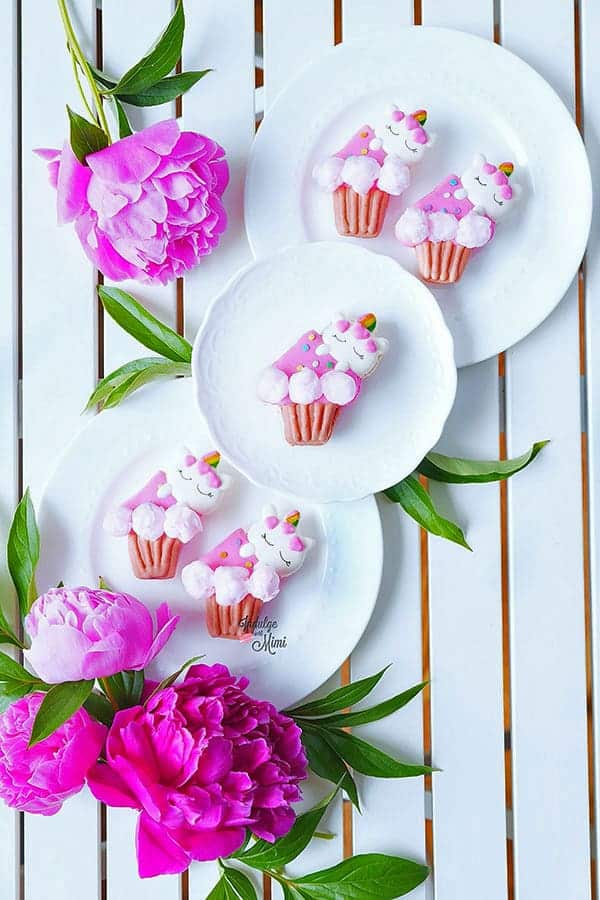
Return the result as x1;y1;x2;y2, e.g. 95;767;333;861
202;451;221;469
285;510;300;528
359;313;377;333
412;109;428;125
498;162;514;178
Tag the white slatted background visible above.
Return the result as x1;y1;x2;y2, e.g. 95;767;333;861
1;1;595;898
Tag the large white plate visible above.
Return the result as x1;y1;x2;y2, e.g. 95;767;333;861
245;28;592;367
35;379;382;709
192;242;457;502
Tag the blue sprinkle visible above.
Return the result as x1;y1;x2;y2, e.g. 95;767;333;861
302;343;310;351
454;207;461;214
442;207;448;213
450;178;458;185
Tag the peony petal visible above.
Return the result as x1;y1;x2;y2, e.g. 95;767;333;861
211;159;229;197
87;138;161;184
87;762;138;809
143;606;179;668
137;812;190;878
34;147;60;161
56;142;92;225
139;119;180;155
179;825;246;862
24;621;92;683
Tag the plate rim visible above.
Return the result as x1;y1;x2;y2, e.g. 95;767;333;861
244;25;593;368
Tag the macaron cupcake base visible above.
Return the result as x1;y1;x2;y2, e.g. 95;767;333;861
128;532;181;580
205;593;263;640
333;185;390;239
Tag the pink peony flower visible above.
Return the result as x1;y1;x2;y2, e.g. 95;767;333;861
87;663;308;878
24;587;179;684
36;119;228;285
0;692;106;815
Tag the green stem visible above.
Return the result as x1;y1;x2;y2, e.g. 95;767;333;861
56;0;111;141
69;50;96;122
99;677;119;711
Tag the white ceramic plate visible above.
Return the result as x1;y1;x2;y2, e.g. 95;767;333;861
35;378;382;709
245;28;592;367
193;242;456;502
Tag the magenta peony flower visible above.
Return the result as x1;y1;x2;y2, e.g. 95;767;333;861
36;119;228;285
0;692;106;815
24;587;179;684
87;663;308;878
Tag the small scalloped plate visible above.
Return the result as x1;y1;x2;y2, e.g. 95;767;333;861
35;378;382;708
245;29;592;367
192;242;457;502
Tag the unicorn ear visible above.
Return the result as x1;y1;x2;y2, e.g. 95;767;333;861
509;181;522;202
331;311;346;323
376;337;389;356
426;132;437;148
261;503;277;518
179;445;195;466
471;152;486;169
301;535;315;553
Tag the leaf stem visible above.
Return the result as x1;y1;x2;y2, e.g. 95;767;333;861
99;677;119;711
56;0;112;141
69;49;96;123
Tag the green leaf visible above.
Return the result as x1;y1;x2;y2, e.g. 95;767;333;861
236;790;335;870
67;105;109;164
384;476;471;551
144;655;204;704
0;603;25;650
90;66;117;89
281;887;305;900
85;357;191;412
299;682;427;730
98;286;192;362
286;667;390;718
97;576;111;590
83;691;115;727
301;729;359;810
0;683;35;714
104;670;144;709
320;729;433;779
0;651;46;713
206;877;227;900
7;488;40;619
112;97;133;138
29;680;94;747
117;70;211;107
417;440;549;484
109;0;185;96
292;853;429;899
221;866;258;900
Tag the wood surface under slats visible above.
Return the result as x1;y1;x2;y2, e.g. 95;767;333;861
421;2;509;896
340;5;428;899
502;2;591;898
0;2;21;898
581;1;600;894
21;2;101;899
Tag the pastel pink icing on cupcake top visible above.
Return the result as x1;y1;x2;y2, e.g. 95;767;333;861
335;126;386;165
200;527;258;572
272;330;362;407
121;471;175;511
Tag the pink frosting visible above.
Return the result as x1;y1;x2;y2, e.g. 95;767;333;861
272;330;361;407
200;528;258;572
334;125;385;165
122;471;175;511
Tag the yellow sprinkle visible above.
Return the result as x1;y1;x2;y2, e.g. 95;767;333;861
360;148;368;155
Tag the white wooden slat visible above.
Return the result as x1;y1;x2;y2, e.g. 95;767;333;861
581;1;600;891
181;0;255;342
421;3;508;897
340;3;427;894
101;0;177;373
21;2;101;898
501;2;591;898
260;6;343;895
99;5;181;897
182;1;254;894
0;0;21;897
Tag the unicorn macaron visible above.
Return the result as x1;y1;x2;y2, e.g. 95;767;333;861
182;506;314;639
395;153;522;284
258;312;388;446
313;104;435;238
103;448;232;579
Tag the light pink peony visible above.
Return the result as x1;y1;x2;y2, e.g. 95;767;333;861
24;587;179;684
0;692;106;815
36;119;228;285
87;664;308;878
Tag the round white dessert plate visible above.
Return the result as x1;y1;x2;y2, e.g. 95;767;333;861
36;378;382;709
245;28;592;367
193;242;457;502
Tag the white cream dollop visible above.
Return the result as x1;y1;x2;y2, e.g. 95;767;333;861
131;502;165;541
455;212;492;248
288;368;321;404
321;371;358;406
395;207;430;246
164;503;203;544
312;156;345;193
428;211;458;243
377;155;410;196
103;505;132;537
258;366;289;404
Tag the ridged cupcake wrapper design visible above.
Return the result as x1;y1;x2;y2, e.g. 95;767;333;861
206;593;264;639
128;532;181;579
333;185;390;238
415;240;472;284
281;402;341;446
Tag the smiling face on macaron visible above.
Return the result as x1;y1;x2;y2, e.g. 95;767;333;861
461;153;519;221
320;313;389;378
242;506;314;576
165;450;230;514
376;106;434;163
